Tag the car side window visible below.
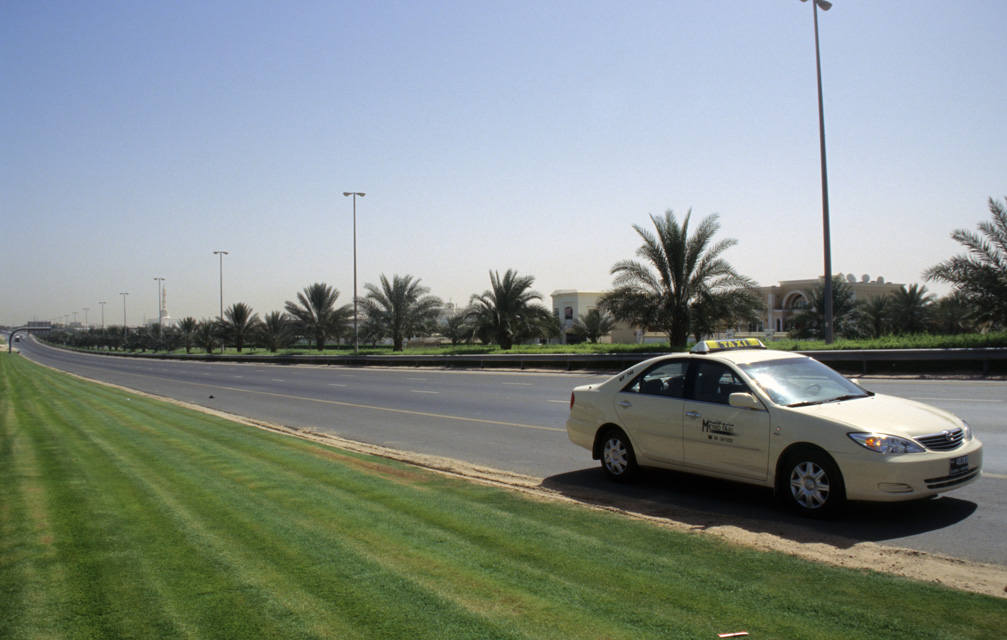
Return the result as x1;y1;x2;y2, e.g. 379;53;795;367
624;361;688;399
690;361;749;405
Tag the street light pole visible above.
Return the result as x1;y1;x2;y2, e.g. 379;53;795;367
343;192;365;354
99;301;106;330
154;277;165;336
800;0;834;344
120;292;129;340
213;251;228;354
83;307;89;330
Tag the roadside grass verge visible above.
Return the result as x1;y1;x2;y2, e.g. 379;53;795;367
1;354;1003;639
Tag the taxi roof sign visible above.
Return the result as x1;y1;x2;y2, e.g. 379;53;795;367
691;338;766;354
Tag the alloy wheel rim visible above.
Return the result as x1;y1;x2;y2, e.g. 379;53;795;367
604;438;628;475
790;461;830;509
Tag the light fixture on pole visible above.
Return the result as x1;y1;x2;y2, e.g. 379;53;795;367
120;292;129;339
800;0;834;344
343;192;365;354
213;251;228;354
154;277;165;335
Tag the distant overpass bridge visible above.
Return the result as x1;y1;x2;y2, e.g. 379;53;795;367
6;325;51;353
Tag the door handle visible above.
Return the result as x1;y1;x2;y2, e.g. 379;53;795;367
686;411;701;419
617;401;632;408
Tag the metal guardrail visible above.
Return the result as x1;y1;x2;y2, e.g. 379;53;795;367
801;348;1007;376
110;348;1007;375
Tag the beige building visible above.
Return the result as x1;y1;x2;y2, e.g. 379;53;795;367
552;274;904;344
551;290;665;344
755;274;902;339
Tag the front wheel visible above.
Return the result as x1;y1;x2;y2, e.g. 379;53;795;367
781;450;845;518
600;429;638;481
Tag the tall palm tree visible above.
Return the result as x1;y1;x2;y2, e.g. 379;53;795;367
889;284;934;335
258;311;294;353
570;309;616;344
178;316;198;354
217;302;261;353
600;210;756;347
359;274;443;351
924;196;1007;329
467;269;555;350
284;283;353;351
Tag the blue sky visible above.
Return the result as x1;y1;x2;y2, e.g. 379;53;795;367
2;1;1005;327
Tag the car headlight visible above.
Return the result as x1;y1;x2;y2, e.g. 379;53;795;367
848;433;926;454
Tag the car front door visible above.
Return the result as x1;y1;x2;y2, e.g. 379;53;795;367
613;360;688;465
681;361;771;481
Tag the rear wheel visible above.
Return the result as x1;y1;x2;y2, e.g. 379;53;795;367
600;429;637;481
781;449;845;518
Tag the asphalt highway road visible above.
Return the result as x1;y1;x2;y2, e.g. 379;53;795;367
16;337;1007;568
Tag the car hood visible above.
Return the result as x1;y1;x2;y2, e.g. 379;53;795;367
793;393;963;437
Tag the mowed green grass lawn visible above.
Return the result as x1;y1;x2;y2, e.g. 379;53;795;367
1;355;1003;640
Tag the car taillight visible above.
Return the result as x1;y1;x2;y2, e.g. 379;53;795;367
570;391;575;410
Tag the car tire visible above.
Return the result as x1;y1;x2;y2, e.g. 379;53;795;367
600;428;638;481
781;449;845;518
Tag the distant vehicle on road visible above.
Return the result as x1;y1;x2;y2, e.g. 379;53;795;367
566;339;983;517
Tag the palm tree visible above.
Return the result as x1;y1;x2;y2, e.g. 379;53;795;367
600;209;756;347
570;309;616;344
441;314;474;346
178;316;198;354
924;196;1007;329
859;295;892;339
790;276;864;340
467;269;555;350
258;311;294;353
216;302;261;353
930;295;976;335
284;283;353;351
194;319;218;354
889;284;934;335
359;274;442;351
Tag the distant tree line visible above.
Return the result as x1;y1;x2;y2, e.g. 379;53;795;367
41;195;1007;351
789;196;1007;340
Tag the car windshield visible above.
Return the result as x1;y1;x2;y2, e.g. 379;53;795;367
737;357;870;407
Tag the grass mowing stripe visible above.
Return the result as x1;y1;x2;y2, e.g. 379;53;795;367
11;363;516;638
1;358;72;639
2;354;1005;640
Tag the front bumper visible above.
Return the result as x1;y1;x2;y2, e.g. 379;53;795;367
836;439;983;502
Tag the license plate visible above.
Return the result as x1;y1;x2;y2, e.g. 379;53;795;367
950;455;969;476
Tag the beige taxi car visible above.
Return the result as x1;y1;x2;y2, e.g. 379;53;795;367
566;339;983;517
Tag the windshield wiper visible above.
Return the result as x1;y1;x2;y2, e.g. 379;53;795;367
786;399;827;408
825;394;867;404
787;394;867;408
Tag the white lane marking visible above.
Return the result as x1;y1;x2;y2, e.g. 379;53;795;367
502;382;533;386
410;390;439;394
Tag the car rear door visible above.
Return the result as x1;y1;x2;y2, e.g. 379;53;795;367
612;360;688;465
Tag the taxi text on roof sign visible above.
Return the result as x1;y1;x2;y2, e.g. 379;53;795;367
691;338;766;354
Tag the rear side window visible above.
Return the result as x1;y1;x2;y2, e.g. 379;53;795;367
624;361;688;399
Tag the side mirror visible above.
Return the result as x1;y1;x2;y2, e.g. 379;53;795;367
729;392;765;411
